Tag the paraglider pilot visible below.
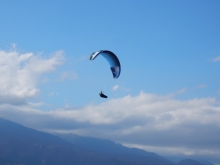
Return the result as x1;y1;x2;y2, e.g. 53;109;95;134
99;91;107;98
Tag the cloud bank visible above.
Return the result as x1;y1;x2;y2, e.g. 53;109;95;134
0;91;220;163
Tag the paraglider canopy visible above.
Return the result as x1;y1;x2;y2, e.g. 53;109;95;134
90;50;121;79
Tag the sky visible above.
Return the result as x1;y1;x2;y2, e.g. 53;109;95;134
0;0;220;164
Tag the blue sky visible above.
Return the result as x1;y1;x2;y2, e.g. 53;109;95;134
0;0;220;164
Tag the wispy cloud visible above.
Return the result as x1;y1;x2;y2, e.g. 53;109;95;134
175;88;187;94
195;84;207;89
59;71;78;81
112;85;119;91
48;92;59;96
75;56;87;63
212;55;220;62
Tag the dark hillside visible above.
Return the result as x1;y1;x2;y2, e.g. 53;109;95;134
0;117;143;165
54;133;175;165
0;117;215;165
177;159;205;165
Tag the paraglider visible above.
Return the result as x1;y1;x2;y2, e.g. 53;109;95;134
90;50;121;98
90;50;121;79
99;91;107;98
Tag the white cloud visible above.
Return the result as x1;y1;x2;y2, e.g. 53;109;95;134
112;85;119;91
0;49;64;104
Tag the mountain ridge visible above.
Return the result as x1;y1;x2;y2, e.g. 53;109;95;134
53;132;175;165
0;117;215;165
